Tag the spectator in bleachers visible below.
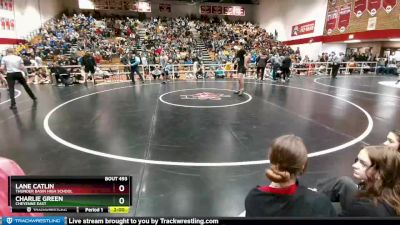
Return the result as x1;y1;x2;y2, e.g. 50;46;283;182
245;134;336;217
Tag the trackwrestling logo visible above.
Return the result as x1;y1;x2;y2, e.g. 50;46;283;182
180;92;231;101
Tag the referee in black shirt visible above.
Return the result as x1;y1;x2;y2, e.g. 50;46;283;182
0;48;36;110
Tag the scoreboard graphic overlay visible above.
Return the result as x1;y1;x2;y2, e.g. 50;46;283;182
8;176;132;213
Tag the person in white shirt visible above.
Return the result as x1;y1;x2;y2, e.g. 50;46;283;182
0;48;36;110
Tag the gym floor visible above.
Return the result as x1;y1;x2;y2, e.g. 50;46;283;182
0;74;399;216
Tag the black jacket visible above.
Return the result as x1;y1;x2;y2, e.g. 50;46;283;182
281;57;292;69
256;55;268;68
341;198;397;217
245;183;336;217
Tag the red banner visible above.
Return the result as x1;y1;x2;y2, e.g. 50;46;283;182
10;18;14;30
159;3;171;13
353;0;367;17
212;6;223;14
223;6;245;16
1;18;5;30
291;21;315;37
382;0;397;13
200;5;211;14
7;0;12;11
5;18;10;30
130;2;151;12
367;0;382;16
325;8;338;35
338;4;351;33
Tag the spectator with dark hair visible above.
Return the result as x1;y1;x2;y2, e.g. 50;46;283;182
245;135;336;217
129;50;144;84
81;52;96;82
329;52;341;79
281;53;292;83
49;63;72;87
234;45;248;96
383;130;400;152
317;145;400;217
256;50;268;81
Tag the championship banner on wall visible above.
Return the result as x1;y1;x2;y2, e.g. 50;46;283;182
354;0;367;17
223;6;245;16
201;5;244;16
131;2;151;12
367;0;382;16
0;0;14;32
325;8;338;35
159;3;171;13
1;18;5;30
0;0;13;11
291;21;315;36
338;3;351;33
0;18;14;30
382;0;397;13
212;6;223;14
200;5;212;14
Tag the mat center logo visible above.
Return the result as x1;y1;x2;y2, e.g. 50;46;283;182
6;218;12;224
180;92;231;101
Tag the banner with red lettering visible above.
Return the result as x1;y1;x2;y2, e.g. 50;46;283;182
1;18;5;30
338;3;351;33
325;8;338;35
291;21;315;37
9;18;14;30
130;2;151;12
353;0;367;17
212;6;223;14
0;0;15;33
0;0;13;11
159;3;171;13
367;0;382;16
382;0;397;13
200;5;211;14
223;6;245;16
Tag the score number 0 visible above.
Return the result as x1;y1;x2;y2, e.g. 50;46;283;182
118;184;126;205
